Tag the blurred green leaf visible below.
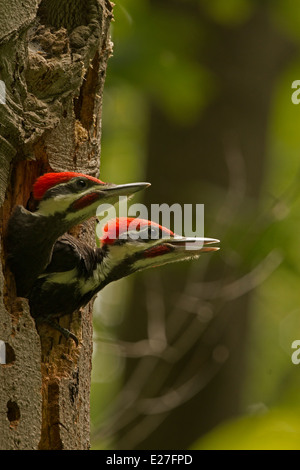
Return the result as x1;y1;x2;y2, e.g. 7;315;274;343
200;0;255;25
192;408;300;449
108;0;216;123
271;0;300;40
101;84;148;183
93;0;300;450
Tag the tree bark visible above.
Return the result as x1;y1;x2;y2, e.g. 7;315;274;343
0;0;113;450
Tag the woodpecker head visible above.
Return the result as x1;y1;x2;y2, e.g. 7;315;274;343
32;172;150;223
99;217;219;281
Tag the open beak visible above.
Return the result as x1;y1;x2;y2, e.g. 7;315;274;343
167;236;220;252
144;236;220;259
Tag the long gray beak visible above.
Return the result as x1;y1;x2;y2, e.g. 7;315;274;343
166;236;220;252
71;182;150;213
102;182;151;197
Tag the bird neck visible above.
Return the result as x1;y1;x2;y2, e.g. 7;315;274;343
84;244;135;295
36;196;99;227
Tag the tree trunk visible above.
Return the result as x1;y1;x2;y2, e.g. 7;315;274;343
0;0;113;450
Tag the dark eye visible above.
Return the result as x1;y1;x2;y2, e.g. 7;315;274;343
148;226;158;238
76;179;87;189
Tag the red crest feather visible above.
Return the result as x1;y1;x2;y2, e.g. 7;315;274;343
33;172;105;200
101;217;174;245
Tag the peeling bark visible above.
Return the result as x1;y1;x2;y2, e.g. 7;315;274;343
0;0;113;450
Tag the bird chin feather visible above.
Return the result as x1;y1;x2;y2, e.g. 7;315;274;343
132;249;202;273
38;193;79;216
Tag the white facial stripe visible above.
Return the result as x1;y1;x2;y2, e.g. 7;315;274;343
37;193;77;215
76;245;139;296
92;242;201;285
64;199;101;223
37;182;102;216
131;249;201;272
101;243;139;275
79;243;141;292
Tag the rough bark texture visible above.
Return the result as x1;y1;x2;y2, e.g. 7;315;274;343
0;0;113;450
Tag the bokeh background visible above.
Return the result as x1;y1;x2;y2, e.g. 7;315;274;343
90;0;300;450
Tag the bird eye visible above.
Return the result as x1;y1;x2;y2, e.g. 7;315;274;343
76;179;87;188
148;226;158;239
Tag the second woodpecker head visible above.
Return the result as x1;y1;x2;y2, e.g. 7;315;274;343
99;217;220;282
33;172;150;225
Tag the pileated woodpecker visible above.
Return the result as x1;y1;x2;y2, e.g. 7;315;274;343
29;217;219;343
5;172;150;297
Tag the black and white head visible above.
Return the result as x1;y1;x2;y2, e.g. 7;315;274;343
33;172;150;221
99;217;220;281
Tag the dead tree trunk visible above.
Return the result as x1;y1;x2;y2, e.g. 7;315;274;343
0;0;113;450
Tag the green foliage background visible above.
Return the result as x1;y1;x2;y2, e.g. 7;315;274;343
91;0;300;450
